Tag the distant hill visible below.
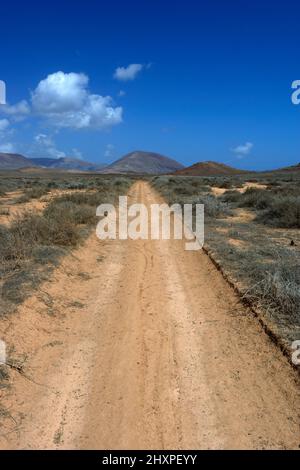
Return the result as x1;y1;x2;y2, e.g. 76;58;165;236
29;157;105;172
0;152;32;169
270;162;300;173
0;153;105;171
101;151;184;174
174;161;251;176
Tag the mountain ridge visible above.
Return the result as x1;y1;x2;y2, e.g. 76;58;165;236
173;160;252;176
0;152;32;169
29;157;105;171
1;151;300;175
100;150;184;174
0;153;104;171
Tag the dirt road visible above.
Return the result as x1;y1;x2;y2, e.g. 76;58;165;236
0;181;300;449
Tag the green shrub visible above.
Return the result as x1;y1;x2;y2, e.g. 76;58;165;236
243;249;300;326
221;190;242;204
257;196;300;228
238;188;273;210
44;200;95;225
200;195;232;218
16;187;48;203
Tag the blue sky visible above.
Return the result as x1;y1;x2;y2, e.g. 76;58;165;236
0;0;300;170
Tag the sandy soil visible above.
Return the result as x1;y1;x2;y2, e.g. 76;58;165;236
211;181;268;196
0;190;50;225
0;188;96;225
0;181;300;450
0;191;47;225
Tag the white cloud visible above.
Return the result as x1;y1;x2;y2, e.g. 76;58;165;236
118;90;126;97
231;142;253;157
114;64;143;81
0;100;30;117
32;133;66;159
104;143;114;158
0;119;16;153
31;71;123;129
32;72;87;114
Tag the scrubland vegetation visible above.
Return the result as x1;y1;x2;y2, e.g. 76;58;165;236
1;170;299;348
0;174;132;314
152;173;300;346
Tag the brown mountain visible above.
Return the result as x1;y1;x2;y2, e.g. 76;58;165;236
29;157;105;171
0;152;32;169
0;153;104;171
270;162;300;173
101;151;184;174
174;161;251;176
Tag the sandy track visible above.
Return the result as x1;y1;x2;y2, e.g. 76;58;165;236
0;181;300;449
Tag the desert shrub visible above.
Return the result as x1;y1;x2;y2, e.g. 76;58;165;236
29;187;48;198
176;195;231;218
68;181;86;190
52;192;104;207
151;172;300;340
221;190;243;204
0;226;17;263
257;196;300;228
152;177;230;217
266;180;282;187
214;179;233;189
168;177;177;184
32;245;66;265
11;211;79;249
242;249;300;326
176;185;198;195
238;188;273;210
246;178;258;183
0;365;9;381
47;181;59;189
152;176;211;198
1;268;41;304
44;200;95;225
200;195;232;218
0;176;134;311
271;184;300;197
0;208;9;216
16;187;48;203
113;177;129;187
150;175;171;190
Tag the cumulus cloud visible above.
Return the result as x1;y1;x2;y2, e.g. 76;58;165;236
32;72;87;114
32;133;66;159
113;64;144;81
231;142;253;158
31;71;123;129
0;118;16;153
0;100;30;117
